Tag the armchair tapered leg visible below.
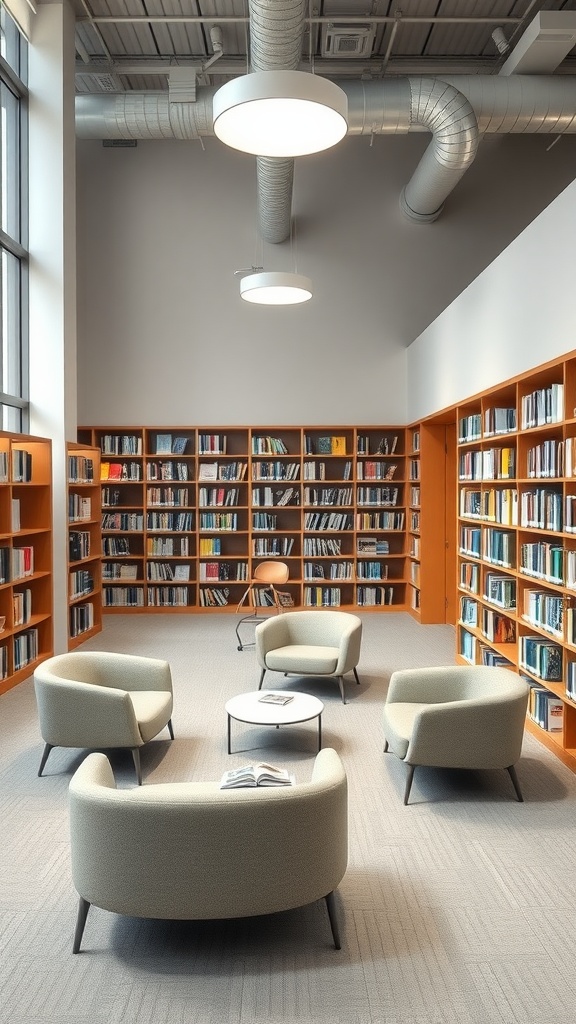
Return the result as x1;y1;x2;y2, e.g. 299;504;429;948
166;719;174;740
72;896;90;953
506;764;524;802
38;742;54;777
132;748;142;786
337;676;346;704
353;667;360;685
383;739;389;753
324;891;342;949
404;764;416;805
258;668;266;690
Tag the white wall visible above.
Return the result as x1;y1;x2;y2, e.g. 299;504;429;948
29;1;77;652
76;129;576;427
407;175;576;423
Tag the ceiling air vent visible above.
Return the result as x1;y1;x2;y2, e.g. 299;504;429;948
321;23;376;59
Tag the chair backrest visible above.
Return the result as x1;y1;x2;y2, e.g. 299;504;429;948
277;609;361;645
69;748;348;922
253;560;290;585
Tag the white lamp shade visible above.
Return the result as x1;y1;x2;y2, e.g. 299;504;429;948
213;70;348;157
240;272;313;305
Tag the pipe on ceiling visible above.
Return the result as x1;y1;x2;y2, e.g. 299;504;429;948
75;74;576;239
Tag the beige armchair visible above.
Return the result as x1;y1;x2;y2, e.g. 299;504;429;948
255;610;362;704
69;747;348;953
382;665;530;804
34;651;174;785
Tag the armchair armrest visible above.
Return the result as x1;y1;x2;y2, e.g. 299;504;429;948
35;677;142;748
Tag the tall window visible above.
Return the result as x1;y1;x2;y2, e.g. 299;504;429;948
0;4;27;432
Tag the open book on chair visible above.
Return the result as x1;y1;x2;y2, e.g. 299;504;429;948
220;762;295;789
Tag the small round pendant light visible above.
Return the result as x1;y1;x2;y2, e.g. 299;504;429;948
240;271;313;305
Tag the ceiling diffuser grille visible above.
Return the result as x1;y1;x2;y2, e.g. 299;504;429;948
321;24;376;59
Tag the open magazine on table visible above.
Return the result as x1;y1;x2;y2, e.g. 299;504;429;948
220;762;295;789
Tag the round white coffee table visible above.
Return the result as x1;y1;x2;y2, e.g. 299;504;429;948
225;690;324;754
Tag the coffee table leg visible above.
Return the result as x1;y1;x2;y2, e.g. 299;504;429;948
318;713;322;752
227;714;232;755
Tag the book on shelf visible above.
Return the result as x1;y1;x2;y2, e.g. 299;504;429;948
220;762;295;789
331;436;346;455
199;463;218;480
171;436;188;455
173;564;191;581
258;693;295;705
155;434;173;455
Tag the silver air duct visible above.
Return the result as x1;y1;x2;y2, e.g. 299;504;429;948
75;75;576;237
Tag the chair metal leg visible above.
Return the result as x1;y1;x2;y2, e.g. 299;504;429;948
337;676;346;704
72;896;91;953
132;748;142;785
258;668;266;690
38;742;54;777
404;764;416;805
353;667;360;685
324;891;341;950
383;739;389;753
506;764;524;802
167;719;174;740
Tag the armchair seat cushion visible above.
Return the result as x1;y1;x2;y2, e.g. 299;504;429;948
266;644;340;675
129;691;174;744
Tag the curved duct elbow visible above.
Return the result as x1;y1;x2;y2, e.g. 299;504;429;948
400;78;479;223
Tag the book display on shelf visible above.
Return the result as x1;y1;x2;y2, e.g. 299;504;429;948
445;354;576;774
0;431;53;693
78;424;410;613
67;442;102;649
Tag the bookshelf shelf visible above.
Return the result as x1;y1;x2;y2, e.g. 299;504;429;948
67;441;103;649
0;431;53;693
78;425;409;613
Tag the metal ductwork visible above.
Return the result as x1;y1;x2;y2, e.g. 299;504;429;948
249;0;307;244
75;74;576;239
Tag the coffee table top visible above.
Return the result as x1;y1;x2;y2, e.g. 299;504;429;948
225;690;324;726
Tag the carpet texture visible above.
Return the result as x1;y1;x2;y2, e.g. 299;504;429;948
1;611;576;1024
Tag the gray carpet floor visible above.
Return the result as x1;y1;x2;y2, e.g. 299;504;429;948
1;611;576;1024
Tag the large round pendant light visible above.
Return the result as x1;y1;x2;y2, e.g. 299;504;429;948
213;70;348;157
240;271;313;305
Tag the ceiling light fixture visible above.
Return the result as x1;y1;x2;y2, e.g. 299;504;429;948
212;70;348;158
239;270;313;305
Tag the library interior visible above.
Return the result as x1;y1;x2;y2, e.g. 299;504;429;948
4;3;576;1023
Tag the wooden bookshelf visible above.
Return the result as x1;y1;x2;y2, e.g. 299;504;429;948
450;350;576;772
67;441;102;648
0;431;53;694
406;421;457;625
77;425;409;613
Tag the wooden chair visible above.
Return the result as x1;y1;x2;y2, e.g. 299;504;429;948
235;560;290;650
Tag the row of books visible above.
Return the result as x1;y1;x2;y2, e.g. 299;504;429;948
147;487;190;507
69;569;94;599
522;590;564;637
102;512;144;531
304;512;353;531
459;408;518;442
146;461;189;481
252;461;300;480
147;512;193;531
304;435;347;456
519;542;563;584
68;495;91;521
199;562;248;582
520;383;564;430
458;447;515;481
252;486;298;507
13;628;39;670
69;602;94;637
304;487;353;506
148;587;190;606
526;679;564;732
153;434;189;455
357;586;397;606
0;546;34;582
102;562;139;580
69;532;91;565
101;461;142;480
356;512;405;530
198;434;225;455
13;587;32;627
100;435;142;456
68;456;94;483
